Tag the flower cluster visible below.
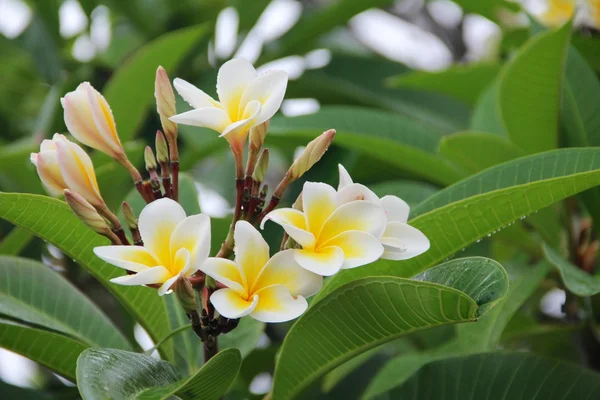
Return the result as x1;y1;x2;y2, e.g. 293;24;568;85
31;59;429;343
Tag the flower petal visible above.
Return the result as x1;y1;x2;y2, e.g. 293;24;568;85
240;70;288;125
319;201;387;244
302;182;337;238
219;100;261;151
171;248;191;276
200;258;246;294
110;266;170;286
138;198;187;266
170;214;211;274
322;231;383;269
251;284;307;323
381;195;410;223
381;222;430;261
94;246;161;272
169;107;231;133
261;208;315;249
253;249;322;298
217;58;256;120
55;138;103;207
35;151;67;196
84;83;122;155
336;183;379;206
158;274;181;296
233;221;269;291
173;78;220;109
293;246;344;276
211;288;258;319
337;164;354;190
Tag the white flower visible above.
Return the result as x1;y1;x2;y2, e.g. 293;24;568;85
94;198;211;295
169;58;288;152
201;221;322;323
337;164;430;261
262;181;387;276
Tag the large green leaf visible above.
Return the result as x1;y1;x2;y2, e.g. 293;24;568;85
77;348;241;400
0;193;173;358
220;316;265;358
544;244;600;297
0;319;87;381
469;81;505;135
0;255;130;349
498;22;571;154
369;181;439;208
272;257;507;399
268;107;465;186
104;24;209;141
316;148;600;299
391;352;600;399
387;64;501;105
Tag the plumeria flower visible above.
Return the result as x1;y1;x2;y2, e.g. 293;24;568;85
337;164;430;260
201;221;321;323
94;198;211;295
30;133;104;208
262;182;387;276
61;82;125;160
169;58;288;153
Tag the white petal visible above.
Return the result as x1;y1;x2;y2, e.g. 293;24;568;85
219;100;261;149
138;198;187;265
381;222;430;260
169;107;231;133
261;208;315;249
381;195;410;223
172;247;192;276
254;249;322;298
35;151;66;196
302;182;337;238
319;201;387;244
84;83;122;156
322;231;383;269
94;246;161;272
158;274;181;296
200;258;246;294
240;69;288;125
55;139;103;207
293;246;344;276
233;221;269;290
336;183;380;206
110;266;170;286
217;58;256;120
170;214;211;274
173;78;220;109
337;164;354;190
211;289;258;319
251;284;307;323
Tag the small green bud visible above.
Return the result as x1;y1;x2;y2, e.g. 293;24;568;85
288;129;335;180
252;149;269;183
292;192;303;211
175;278;197;312
144;146;157;171
64;189;111;236
155;130;169;164
121;201;138;230
250;120;269;152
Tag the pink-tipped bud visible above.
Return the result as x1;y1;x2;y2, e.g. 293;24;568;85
155;66;178;142
288;129;336;180
144;146;157;172
155;131;169;164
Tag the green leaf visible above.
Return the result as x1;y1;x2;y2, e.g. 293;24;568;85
137;349;242;400
470;81;505;135
438;131;524;174
0;227;33;255
0;139;43;194
164;295;201;375
272;257;507;399
0;255;131;349
104;24;209;141
369;181;439;208
543;244;600;296
387;63;501;105
390;352;600;399
0;193;173;358
572;36;600;73
498;22;571;154
0;319;87;381
316;148;600;299
219;316;265;358
77;348;241;400
268;107;465;186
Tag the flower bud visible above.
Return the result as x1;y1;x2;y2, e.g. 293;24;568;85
155;66;178;142
292;192;303;211
249;120;269;152
175;278;197;312
144;146;157;172
155;131;169;164
61;82;125;160
252;149;269;183
30;135;68;196
121;201;138;230
64;189;112;236
288;129;335;180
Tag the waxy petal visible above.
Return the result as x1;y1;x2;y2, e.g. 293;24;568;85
319;201;386;244
173;78;221;109
254;249;322;298
169;107;231;133
34;151;67;196
262;208;315;249
94;246;160;273
210;288;258;319
217;58;256;120
302;182;337;238
293;246;344;276
322;231;383;269
337;164;354;190
233;221;269;291
138;198;186;266
55;139;103;207
158;274;181;296
251;284;307;323
381;222;430;261
219;100;261;150
200;258;246;294
84;83;122;154
381;195;410;223
336;183;379;206
170;214;211;274
240;69;288;125
110;266;170;286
